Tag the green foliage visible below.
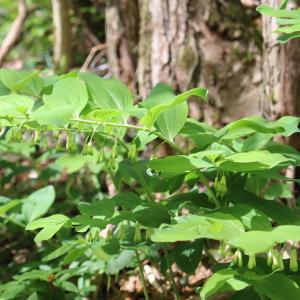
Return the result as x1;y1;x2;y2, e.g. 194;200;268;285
0;68;300;299
257;1;300;43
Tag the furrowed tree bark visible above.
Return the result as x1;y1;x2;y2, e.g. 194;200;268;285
261;0;300;149
137;0;202;98
0;0;28;67
105;0;139;90
105;0;262;124
51;0;73;73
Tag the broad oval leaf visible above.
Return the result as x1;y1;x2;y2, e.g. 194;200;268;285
151;212;244;242
218;150;293;172
21;185;55;222
79;72;133;111
32;77;88;126
141;83;188;140
140;86;208;128
0;94;34;118
0;69;40;92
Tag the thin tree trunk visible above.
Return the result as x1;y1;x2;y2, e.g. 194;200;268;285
51;0;73;73
0;0;27;66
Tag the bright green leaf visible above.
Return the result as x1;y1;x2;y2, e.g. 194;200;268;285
32;78;88;126
22;185;55;222
0;94;34;118
79;72;133;111
26;214;69;243
141;87;208;128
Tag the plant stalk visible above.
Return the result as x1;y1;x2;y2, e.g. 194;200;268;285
70;117;184;154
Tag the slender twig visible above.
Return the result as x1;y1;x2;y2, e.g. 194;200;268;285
6;116;183;153
70;117;184;154
5;123;130;152
71;117;147;131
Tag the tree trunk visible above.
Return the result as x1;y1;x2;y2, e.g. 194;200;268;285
137;0;202;97
105;0;139;90
261;0;300;203
261;0;300;149
51;0;73;73
105;0;262;124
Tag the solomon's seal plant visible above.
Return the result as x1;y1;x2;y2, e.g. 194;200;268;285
0;67;300;299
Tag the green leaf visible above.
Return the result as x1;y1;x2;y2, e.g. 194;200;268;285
230;225;300;255
0;282;25;300
200;269;248;300
240;133;272;152
14;270;52;282
113;192;141;210
216;116;299;140
56;153;98;173
277;18;300;25
141;83;188;140
245;174;268;195
78;199;115;218
0;200;20;216
218;150;292;172
59;281;79;293
220;204;272;231
152;212;244;242
229;188;300;225
141;86;208;128
0;69;40;92
21;185;55;222
199;269;287;300
43;242;76;261
280;0;290;9
257;5;300;19
79;72;133;111
172;240;203;274
27;292;39;300
276;23;300;34
148;156;199;174
265;141;300;164
133;201;171;227
32;78;88;126
278;31;300;43
106;250;136;275
147;150;222;175
253;273;300;300
115;160;182;193
181;119;217;149
0;94;34;118
91;238;120;262
26;214;69;243
0;80;10;96
71;215;106;229
264;182;293;200
84;108;123;121
64;246;88;264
